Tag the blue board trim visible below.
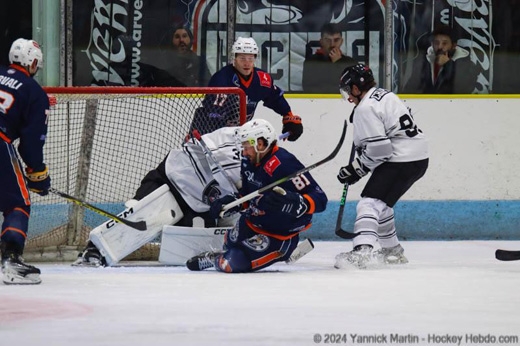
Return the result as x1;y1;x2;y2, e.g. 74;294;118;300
309;200;520;240
28;200;520;240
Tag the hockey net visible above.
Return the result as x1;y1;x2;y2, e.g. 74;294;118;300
22;87;246;262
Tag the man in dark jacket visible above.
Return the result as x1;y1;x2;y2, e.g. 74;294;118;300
402;25;479;94
302;23;357;93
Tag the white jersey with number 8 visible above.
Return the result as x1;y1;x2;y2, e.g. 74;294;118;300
352;87;429;171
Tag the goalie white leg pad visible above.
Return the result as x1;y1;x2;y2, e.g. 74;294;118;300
158;225;232;266
89;185;183;266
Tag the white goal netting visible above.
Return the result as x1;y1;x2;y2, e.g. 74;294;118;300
19;86;245;261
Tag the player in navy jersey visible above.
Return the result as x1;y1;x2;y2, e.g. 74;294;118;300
334;64;429;269
191;37;303;142
0;38;51;284
186;119;328;272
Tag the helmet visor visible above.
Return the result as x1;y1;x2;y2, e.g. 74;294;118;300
339;87;351;101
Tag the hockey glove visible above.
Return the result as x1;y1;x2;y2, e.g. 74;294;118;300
209;194;241;219
282;112;303;141
337;158;369;185
25;164;51;196
259;187;309;218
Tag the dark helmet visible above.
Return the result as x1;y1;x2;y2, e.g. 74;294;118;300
339;63;375;95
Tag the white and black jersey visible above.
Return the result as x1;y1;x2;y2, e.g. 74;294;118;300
352;87;428;171
164;127;241;213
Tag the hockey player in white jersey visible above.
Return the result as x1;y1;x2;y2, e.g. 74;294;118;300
73;126;242;267
334;63;429;269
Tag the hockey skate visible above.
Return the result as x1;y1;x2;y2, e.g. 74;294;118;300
372;244;408;265
186;251;221;271
2;252;42;285
334;244;374;269
72;241;106;267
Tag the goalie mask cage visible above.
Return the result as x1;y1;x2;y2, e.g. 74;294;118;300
21;86;246;262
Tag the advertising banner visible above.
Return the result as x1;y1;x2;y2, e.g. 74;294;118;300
72;0;513;93
73;0;386;90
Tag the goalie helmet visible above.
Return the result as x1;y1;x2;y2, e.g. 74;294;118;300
9;38;43;69
235;119;277;152
339;63;374;96
231;37;259;57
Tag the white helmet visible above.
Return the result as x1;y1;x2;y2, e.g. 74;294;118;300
231;37;259;57
9;38;43;69
235;119;277;153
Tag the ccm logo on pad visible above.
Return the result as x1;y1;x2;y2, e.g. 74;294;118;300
214;228;232;235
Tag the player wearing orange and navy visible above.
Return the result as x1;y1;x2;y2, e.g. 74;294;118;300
205;64;291;123
238;143;327;239
190;37;303;141
188;119;327;273
1;39;51;284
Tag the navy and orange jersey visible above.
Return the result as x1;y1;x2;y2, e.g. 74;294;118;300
0;64;50;170
239;145;328;239
192;65;291;134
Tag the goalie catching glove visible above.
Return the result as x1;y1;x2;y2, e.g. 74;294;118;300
282;112;303;141
337;158;369;185
209;194;241;219
258;186;309;218
25;164;51;196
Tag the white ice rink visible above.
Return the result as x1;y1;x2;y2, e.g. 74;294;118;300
1;241;520;346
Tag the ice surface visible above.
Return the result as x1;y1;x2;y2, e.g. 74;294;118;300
1;241;519;346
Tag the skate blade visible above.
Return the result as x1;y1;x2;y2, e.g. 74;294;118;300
3;273;42;285
334;255;368;270
71;258;103;267
384;255;409;265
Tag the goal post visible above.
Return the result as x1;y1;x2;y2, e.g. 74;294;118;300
22;87;246;262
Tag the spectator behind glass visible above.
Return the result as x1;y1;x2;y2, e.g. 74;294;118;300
403;25;479;94
302;23;357;93
164;26;211;87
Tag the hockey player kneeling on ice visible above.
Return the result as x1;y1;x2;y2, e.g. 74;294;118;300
73;126;242;267
186;119;328;272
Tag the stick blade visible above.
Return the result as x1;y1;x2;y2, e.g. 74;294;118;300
335;228;358;240
123;220;148;231
495;249;520;261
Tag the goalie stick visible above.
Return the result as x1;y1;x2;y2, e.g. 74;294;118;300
219;120;348;216
49;188;147;231
495;249;520;261
335;143;359;240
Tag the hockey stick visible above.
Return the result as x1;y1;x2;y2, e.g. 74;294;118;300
220;120;348;216
49;188;147;231
278;132;290;141
495;249;520;261
335;143;359;240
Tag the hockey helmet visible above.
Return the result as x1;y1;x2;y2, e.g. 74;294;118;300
9;38;43;69
339;63;374;97
231;37;259;57
235;118;277;153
